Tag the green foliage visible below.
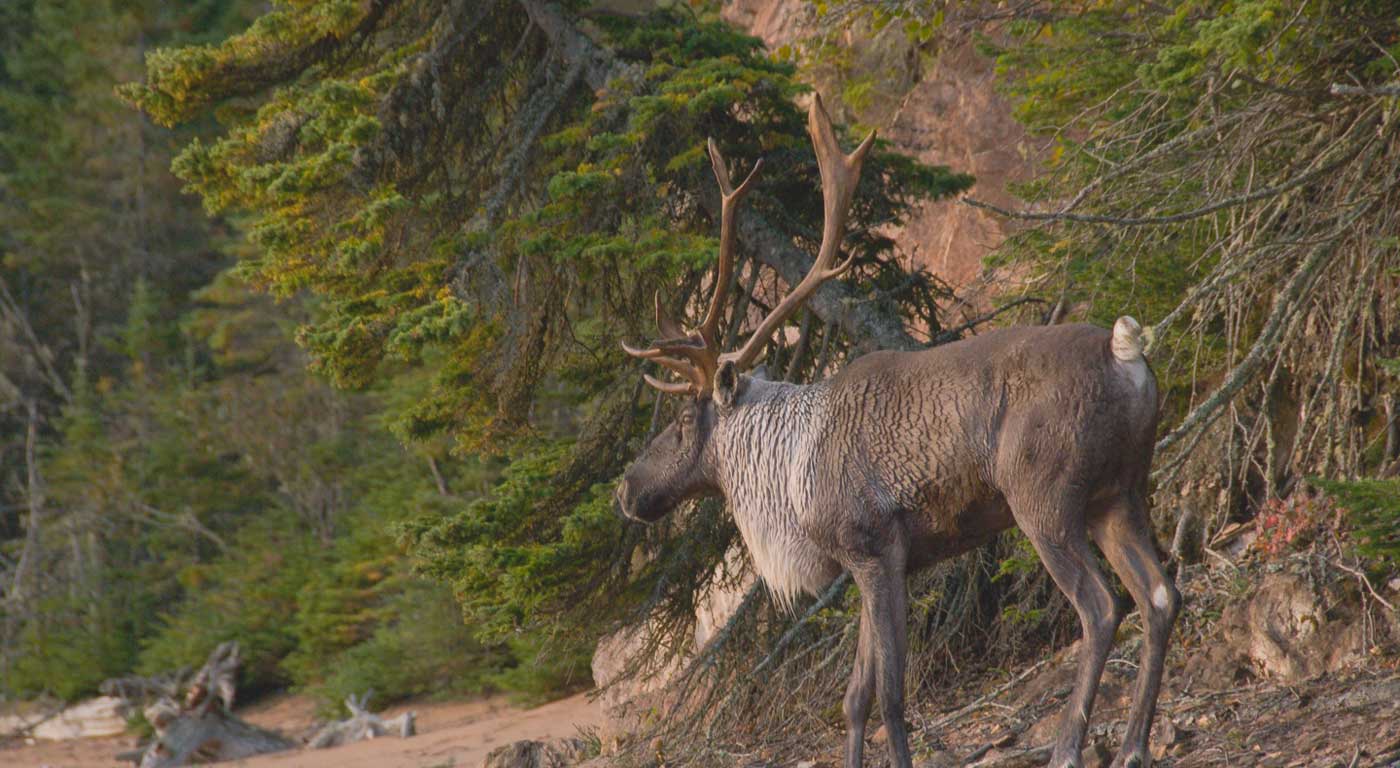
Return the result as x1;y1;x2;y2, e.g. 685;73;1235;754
484;633;595;706
6;593;142;701
138;511;316;694
1314;478;1400;570
299;582;508;715
120;1;967;666
402;441;622;642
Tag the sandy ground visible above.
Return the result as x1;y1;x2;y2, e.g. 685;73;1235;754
0;691;603;768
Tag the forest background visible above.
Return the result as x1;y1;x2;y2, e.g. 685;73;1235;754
2;0;1399;748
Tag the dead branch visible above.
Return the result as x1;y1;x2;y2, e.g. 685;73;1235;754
306;691;416;749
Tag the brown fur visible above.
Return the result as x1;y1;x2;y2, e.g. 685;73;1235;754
617;321;1179;768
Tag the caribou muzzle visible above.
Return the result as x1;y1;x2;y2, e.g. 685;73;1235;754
614;474;671;524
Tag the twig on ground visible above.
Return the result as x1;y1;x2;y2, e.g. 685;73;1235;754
1333;560;1396;612
926;659;1050;733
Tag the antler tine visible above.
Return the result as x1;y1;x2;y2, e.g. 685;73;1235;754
722;93;875;370
654;291;687;340
643;374;694;395
624;334;710;393
699;138;763;346
622;139;763;397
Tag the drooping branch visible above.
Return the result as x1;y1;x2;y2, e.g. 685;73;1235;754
1154;134;1392;456
479;56;585;226
517;0;640;90
0;276;72;403
728;201;924;352
127;0;401;126
963;134;1367;228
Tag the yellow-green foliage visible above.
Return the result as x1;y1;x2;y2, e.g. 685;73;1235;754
124;3;971;651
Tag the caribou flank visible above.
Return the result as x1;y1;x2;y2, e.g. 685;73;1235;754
616;94;1178;768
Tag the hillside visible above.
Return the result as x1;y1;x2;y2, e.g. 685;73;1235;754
3;2;1400;768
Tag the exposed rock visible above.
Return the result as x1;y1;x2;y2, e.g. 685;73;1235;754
692;545;755;648
591;621;686;740
721;0;813;48
592;544;754;737
884;38;1042;298
482;736;591;768
722;0;1044;299
0;691;131;738
1192;571;1370;685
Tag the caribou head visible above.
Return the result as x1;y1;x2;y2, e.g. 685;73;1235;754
615;94;874;523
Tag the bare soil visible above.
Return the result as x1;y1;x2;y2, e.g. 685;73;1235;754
0;692;603;768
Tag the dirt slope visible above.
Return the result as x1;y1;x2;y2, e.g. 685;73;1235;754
896;648;1400;768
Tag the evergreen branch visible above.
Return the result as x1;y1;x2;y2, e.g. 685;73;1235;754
930;297;1048;344
724;198;924;352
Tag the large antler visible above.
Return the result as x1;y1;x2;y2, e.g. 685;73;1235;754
622;139;763;396
623;92;873;396
721;93;874;370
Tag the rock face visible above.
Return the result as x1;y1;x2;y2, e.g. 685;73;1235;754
721;0;1042;298
883;40;1040;295
591;545;756;737
591;621;686;735
1194;571;1369;685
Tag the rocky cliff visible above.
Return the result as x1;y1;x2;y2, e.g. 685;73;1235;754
722;0;1042;298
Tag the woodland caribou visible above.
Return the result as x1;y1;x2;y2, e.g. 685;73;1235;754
616;95;1178;768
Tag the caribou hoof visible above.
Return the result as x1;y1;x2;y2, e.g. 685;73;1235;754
1109;752;1148;768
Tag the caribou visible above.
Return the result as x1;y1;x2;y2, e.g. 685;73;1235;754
616;94;1178;768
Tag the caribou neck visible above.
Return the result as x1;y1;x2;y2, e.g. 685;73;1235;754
706;379;841;609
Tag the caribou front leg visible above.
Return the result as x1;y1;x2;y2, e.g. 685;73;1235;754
843;608;877;768
849;550;913;768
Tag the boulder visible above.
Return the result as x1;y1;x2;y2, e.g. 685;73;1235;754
1194;571;1368;685
592;545;754;737
482;737;590;768
31;696;130;740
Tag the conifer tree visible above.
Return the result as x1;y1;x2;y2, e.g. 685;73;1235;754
123;0;971;644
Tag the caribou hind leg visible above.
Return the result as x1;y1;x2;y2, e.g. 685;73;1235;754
1090;491;1180;768
847;548;914;768
1012;492;1125;768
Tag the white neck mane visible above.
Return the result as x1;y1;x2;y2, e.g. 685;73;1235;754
709;380;842;610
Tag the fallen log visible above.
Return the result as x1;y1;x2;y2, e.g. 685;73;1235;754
119;642;295;767
136;698;295;768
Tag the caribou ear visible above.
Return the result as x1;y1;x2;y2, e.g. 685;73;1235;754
713;360;745;409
